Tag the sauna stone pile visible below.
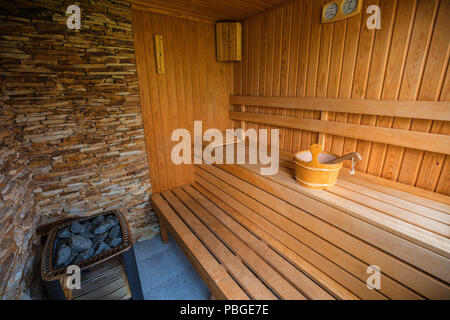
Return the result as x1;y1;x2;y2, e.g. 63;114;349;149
53;214;122;268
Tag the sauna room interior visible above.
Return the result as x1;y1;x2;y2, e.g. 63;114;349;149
0;0;449;302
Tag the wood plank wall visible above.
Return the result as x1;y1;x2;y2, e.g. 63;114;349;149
131;8;234;193
234;0;450;196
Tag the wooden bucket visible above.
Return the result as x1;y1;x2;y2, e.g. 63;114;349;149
294;144;343;189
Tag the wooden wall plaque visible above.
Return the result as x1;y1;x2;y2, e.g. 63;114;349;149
216;22;242;62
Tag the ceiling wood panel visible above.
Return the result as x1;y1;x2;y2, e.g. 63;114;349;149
129;0;288;22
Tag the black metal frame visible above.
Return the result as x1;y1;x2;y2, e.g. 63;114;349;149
44;245;144;300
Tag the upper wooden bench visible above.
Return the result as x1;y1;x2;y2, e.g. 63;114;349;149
151;155;450;300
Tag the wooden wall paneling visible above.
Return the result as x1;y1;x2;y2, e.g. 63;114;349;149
132;9;163;192
263;11;276;146
161;15;184;187
234;0;449;195
342;0;376;169
132;9;233;192
355;0;392;172
396;0;441;186
233;19;242;131
242;19;250;132
365;0;399;176
413;0;450;192
135;10;168;192
259;13;268;97
157;14;185;188
248;16;256;98
175;17;195;183
280;4;293;152
383;0;439;182
287;0;302;153
196;21;209;130
293;0;312;152
303;0;322;150
332;3;361;157
372;0;417;178
435;66;450;195
208;24;220;130
324;19;347;153
316;0;334;149
256;15;264;137
272;7;283;148
273;7;284;148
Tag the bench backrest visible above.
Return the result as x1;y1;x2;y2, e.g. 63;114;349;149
230;96;450;155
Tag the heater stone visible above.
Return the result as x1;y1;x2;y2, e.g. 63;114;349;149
57;227;71;239
70;222;85;234
70;235;92;253
108;237;122;247
94;219;115;235
55;245;71;267
75;248;94;263
94;242;111;256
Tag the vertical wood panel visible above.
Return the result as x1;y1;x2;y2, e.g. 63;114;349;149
132;9;233;192
394;0;440;185
236;0;450;195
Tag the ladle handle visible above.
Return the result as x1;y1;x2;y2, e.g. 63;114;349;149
309;144;323;166
325;152;362;164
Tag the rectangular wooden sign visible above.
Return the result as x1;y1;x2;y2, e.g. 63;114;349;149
216;22;241;62
154;34;166;74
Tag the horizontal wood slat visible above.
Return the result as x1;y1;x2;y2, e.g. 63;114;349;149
229;111;450;155
151;194;250;300
230;96;450;121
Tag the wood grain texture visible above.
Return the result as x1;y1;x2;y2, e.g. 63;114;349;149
132;9;233;193
230;111;450;154
129;0;288;22
234;0;450;195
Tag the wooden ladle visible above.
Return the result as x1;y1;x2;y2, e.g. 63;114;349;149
325;152;362;164
325;152;362;175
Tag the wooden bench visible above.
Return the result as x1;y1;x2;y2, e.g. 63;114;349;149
151;153;450;300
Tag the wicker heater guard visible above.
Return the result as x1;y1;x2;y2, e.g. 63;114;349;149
41;210;143;300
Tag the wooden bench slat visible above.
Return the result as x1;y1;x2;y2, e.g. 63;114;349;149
160;190;278;300
335;179;450;225
339;170;450;212
272;165;450;258
276;165;449;237
196;165;425;300
192;171;372;299
327;185;450;238
150;194;249;300
150;148;450;299
194;167;390;300
184;184;336;300
173;186;306;300
279;149;450;210
201;163;450;299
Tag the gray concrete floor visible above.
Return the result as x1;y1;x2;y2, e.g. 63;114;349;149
134;234;210;300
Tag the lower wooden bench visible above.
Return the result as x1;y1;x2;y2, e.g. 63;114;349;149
151;158;450;300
